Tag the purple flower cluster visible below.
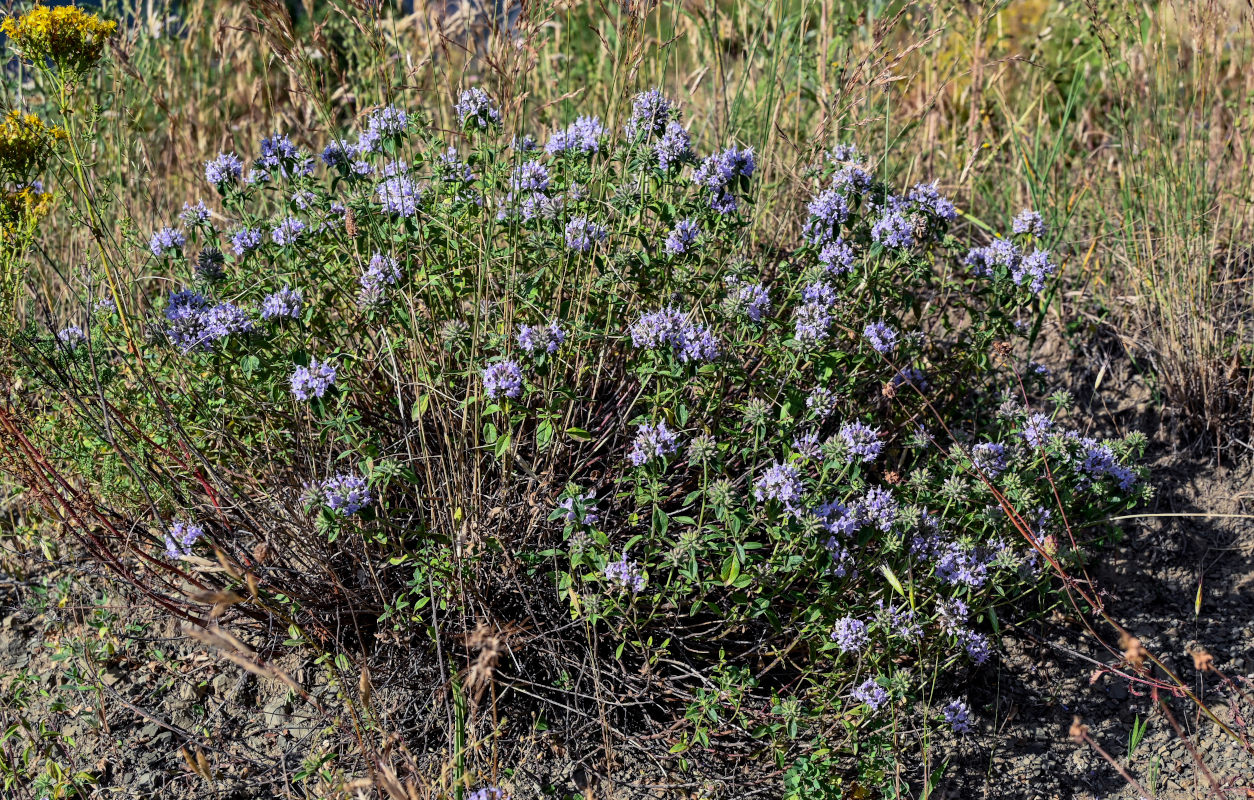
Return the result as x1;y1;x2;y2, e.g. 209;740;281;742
654;121;692;170
1073;436;1138;491
943;699;972;733
1022;412;1053;448
870;195;915;248
818;238;856;275
754;461;804;513
624;88;674;142
320;472;372;516
964;237;1056;294
907;182;957;220
290;358;337;401
164;289;253;351
971;442;1009;478
629;420;680;466
934;541;991;589
863;320;898;353
366;105;408;139
725;277;771;323
807;386;837;419
271;217;306;246
794;281;837;344
664;218;700;255
547;116;605;155
858;485;898;532
830;616;868;653
852;679;889;710
467;789;509;800
483;360;524;399
149;227;185;256
838;421;883;464
1012;209;1046;237
565;216;608;252
693;145;755;214
604;555;646;594
230;227;263;255
629;308;721;363
517;321;565;355
803;187;851;245
377;175;421;217
205;152;244;187
436;147;475;184
359;251;401;307
164;521;205;559
180;200;210;227
260;286;303;320
455;88;501;129
510;161;550;193
557;490;599;526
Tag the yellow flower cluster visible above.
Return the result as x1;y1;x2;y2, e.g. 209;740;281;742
0;4;117;76
0;183;52;243
0;111;66;181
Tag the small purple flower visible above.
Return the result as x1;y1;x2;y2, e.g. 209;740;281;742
803;187;851;245
94;297;117;315
377;175;421;217
852;678;889;710
271;217;306;246
199;303;253;342
818;238;855;275
260;286;303;320
205;152;243;187
754;461;804;513
858;486;897;532
436;147;475;183
290;358;337;401
870;201;914;248
180;200;210;227
367;104;408;138
604;554;646;594
863;321;898;353
830;616;868;653
936;597;969;635
1076;437;1138;491
164;521;205;559
726;277;771;323
971;442;1009;478
57;325;85;346
149;227;185;256
793;430;822;460
934;541;990;589
664;218;700;256
629;420;680;466
807;386;837;419
942;699;972;733
624;88;674;142
483;360;524;399
1014;249;1055;294
359;251;401;307
1022;412;1053;448
517;321;565;355
794;281;837;344
565;217;608;252
321;139;356;168
961;630;992;665
630;308;685;349
546;116;606;155
558;490;599;526
890;367;928;392
1012;209;1046;237
467;790;509;800
839;421;883;464
230;227;263;256
654;121;692;170
320;472;372;516
511;161;550;193
455;88;501;129
908;182;957;220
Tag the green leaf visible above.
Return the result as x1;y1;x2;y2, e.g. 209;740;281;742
566;426;592;441
720;554;741;586
240;354;259;379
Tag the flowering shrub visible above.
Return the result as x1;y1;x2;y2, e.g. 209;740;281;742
15;83;1148;791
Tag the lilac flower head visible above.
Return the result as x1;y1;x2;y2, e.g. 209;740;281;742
725;277;771;323
149;227;185;257
517;321;565;355
934;541;990;589
290;358;337;401
482;360;524;399
180;200;211;227
366;105;408;138
839;421;883;464
629;420;680;466
436;147;475;183
164;521;205;559
557;490;599;526
794;281;837;344
807;386;837;419
908;182;957;220
858;486;898;532
604;555;646;594
818;238;856;275
942;699;972;733
260;286;303;320
467;790;509;800
257;133;301;170
547;116;605;155
199;303;253;342
971;442;1009;478
93;297;116;315
510;161;550;193
630;307;685;349
871;205;915;248
511;135;537;152
792;430;821;460
803;187;851;245
205;152;244;187
317;472;372;516
1022;412;1053;448
57;325;85;346
624;88;674;141
962;630;992;664
936;597;969;635
359;251;401;307
863;321;898;353
1014;249;1055;294
852;679;889;710
654;121;693;170
271;217;306;246
1012;209;1046;237
320;139;356;168
230;227;263;256
830;616;868;653
664;218;700;256
455;88;501;129
1076;437;1138;491
754;461;804;513
377;175;421;217
564;217;607;252
891;367;929;392
964;237;1021;278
